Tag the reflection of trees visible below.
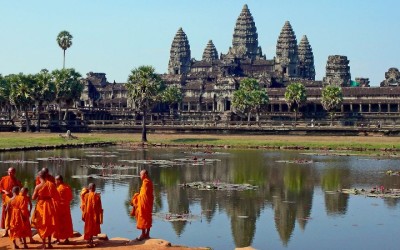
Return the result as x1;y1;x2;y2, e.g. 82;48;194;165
322;168;350;216
166;184;189;237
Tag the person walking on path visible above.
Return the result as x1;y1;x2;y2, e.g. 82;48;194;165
131;169;154;241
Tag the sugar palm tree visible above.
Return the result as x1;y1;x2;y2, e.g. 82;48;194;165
284;82;307;126
161;85;183;115
33;69;56;131
126;66;164;142
57;31;73;69
321;85;343;126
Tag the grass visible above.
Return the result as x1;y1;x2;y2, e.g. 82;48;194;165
0;132;399;152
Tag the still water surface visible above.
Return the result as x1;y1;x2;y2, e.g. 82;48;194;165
1;146;400;250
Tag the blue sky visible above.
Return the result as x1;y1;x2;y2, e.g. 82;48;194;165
0;0;399;86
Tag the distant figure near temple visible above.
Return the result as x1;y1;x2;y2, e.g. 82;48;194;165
0;167;22;235
131;169;154;241
82;183;103;248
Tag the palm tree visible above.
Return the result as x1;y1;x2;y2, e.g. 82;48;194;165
161;85;183;115
233;78;269;125
33;69;56;132
52;68;82;122
126;66;164;142
0;75;11;120
321;85;343;126
8;73;35;132
57;31;73;69
284;82;307;126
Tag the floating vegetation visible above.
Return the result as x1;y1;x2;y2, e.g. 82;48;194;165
81;164;138;170
385;170;400;176
119;159;178;165
71;174;138;180
85;154;118;158
153;212;200;222
179;181;258;191
275;159;313;164
184;151;230;156
0;160;38;164
341;188;400;198
36;157;81;161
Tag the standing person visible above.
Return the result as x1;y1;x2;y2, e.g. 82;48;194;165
6;186;29;249
19;187;37;244
0;167;22;235
31;171;60;249
54;175;74;244
82;183;103;248
131;169;154;241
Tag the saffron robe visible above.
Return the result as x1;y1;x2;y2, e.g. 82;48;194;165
19;193;33;238
8;195;31;240
0;176;22;229
31;181;60;238
131;177;154;229
54;183;73;239
82;192;103;240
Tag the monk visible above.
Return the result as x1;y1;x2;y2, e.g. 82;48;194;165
53;175;73;244
6;186;29;249
31;171;60;249
131;169;154;241
82;183;103;247
35;167;55;186
19;187;36;244
0;167;22;235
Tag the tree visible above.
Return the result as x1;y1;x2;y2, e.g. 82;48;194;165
161;85;182;115
126;66;164;142
321;85;343;126
33;69;56;131
232;78;269;124
0;75;12;120
52;68;82;122
57;31;73;69
284;82;307;126
8;73;36;131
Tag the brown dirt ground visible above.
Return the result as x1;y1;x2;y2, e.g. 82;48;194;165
0;234;208;250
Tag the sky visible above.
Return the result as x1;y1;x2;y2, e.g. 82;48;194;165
0;0;399;86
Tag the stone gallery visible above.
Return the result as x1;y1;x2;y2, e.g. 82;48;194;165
80;5;400;125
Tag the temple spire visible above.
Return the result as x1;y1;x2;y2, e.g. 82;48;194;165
202;40;218;62
168;27;191;75
298;35;315;80
276;21;298;78
226;4;262;60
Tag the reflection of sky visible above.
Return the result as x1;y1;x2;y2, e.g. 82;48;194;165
1;147;400;249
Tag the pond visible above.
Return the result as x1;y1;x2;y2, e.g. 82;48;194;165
1;146;400;250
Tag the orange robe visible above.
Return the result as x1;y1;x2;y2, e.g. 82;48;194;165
8;195;31;240
19;194;33;238
132;177;154;229
0;176;22;229
31;181;60;238
82;191;103;240
54;183;73;240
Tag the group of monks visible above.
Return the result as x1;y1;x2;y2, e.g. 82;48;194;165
0;166;154;249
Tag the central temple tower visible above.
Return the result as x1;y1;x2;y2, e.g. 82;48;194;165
225;4;263;60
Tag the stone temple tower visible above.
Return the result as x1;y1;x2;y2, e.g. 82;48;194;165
275;21;299;78
297;35;315;80
226;4;263;60
323;55;351;86
168;28;191;75
202;40;218;62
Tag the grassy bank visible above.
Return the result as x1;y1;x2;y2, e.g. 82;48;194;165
0;132;399;152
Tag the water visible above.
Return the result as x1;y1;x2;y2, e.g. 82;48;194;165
1;147;400;250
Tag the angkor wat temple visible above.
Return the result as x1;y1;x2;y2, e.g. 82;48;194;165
80;5;400;126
